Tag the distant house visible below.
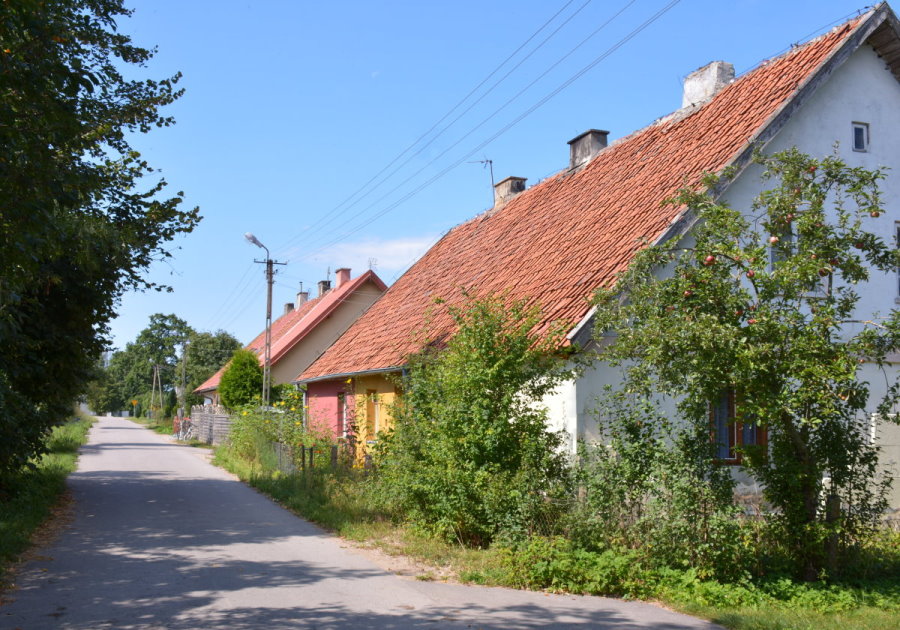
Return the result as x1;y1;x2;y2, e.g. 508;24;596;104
195;268;387;404
296;6;900;504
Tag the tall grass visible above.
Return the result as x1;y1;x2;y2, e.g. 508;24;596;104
0;413;94;581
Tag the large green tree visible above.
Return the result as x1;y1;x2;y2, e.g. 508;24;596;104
176;330;241;408
87;314;194;415
0;0;200;480
593;149;900;579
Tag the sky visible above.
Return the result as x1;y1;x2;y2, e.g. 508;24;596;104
110;0;875;350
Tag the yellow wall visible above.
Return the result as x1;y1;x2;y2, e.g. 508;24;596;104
352;373;398;449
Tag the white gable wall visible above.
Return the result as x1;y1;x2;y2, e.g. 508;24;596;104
545;42;900;506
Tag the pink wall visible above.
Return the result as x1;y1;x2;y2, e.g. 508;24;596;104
305;380;355;439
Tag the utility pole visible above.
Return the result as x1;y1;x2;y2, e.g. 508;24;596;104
244;233;286;407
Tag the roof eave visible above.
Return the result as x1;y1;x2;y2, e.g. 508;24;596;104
295;366;403;385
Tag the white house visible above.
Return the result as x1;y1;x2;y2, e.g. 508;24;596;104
298;4;900;505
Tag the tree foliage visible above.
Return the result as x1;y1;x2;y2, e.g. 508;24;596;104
86;313;195;415
593;149;900;579
376;293;578;546
176;330;241;407
218;349;263;410
0;0;200;479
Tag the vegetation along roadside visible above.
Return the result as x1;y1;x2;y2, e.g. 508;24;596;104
0;412;95;590
212;151;900;630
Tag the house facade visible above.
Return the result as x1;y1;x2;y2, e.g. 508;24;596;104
195;268;387;404
296;5;900;504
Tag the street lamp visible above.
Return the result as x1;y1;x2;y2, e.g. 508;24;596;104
244;233;285;407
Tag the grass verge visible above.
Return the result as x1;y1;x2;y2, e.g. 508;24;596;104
213;441;900;630
0;412;94;586
131;414;173;436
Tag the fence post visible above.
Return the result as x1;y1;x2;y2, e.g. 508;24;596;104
330;445;338;469
309;445;314;469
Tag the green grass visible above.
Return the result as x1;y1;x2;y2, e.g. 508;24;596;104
0;413;94;584
213;439;900;630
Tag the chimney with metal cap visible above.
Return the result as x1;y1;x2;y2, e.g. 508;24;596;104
682;61;734;108
317;280;331;297
493;176;526;208
568;129;608;170
335;267;351;289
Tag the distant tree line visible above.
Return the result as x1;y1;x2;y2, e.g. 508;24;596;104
87;314;240;418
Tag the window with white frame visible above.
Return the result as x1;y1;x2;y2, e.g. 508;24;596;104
852;122;869;152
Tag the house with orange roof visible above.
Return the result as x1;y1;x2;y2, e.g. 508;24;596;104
194;268;387;405
297;5;900;503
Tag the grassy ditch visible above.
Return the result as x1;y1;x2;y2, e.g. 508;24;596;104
0;412;94;584
214;436;900;630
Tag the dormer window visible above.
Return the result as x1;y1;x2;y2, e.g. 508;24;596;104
852;122;869;152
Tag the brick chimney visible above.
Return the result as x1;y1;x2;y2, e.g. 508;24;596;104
493;176;526;208
682;61;734;108
283;302;294;315
317;280;331;297
568;129;608;170
296;290;309;306
335;267;351;289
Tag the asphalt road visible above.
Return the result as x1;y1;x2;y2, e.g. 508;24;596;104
1;417;722;629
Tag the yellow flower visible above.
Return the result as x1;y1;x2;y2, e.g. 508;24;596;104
345;378;352;384
290;406;296;411
242;411;248;416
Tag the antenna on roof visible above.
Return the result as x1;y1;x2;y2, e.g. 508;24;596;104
469;157;494;205
326;266;331;282
368;257;378;271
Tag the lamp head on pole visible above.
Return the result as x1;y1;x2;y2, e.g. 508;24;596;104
244;232;270;258
244;232;265;249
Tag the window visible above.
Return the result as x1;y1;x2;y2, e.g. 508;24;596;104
852;122;869;152
769;225;795;270
710;390;767;464
365;389;379;442
896;223;900;298
336;393;346;438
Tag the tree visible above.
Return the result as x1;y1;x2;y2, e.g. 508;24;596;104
376;293;577;546
218;349;263;410
87;314;200;415
175;330;241;407
593;149;900;579
0;0;200;480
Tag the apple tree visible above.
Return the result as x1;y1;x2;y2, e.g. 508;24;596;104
592;149;900;579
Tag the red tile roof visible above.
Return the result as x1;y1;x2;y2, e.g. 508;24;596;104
299;13;873;382
195;270;387;392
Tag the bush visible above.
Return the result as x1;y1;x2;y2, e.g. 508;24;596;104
375;293;579;546
570;391;749;581
218;349;262;409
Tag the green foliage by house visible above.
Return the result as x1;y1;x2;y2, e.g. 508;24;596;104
592;149;900;580
375;293;579;546
0;0;199;481
219;349;263;410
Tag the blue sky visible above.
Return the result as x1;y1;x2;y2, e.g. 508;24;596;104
111;0;872;349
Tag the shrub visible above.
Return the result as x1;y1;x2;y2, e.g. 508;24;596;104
375;293;579;546
218;349;262;409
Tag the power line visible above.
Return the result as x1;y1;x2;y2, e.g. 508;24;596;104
296;0;680;261
272;0;586;258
